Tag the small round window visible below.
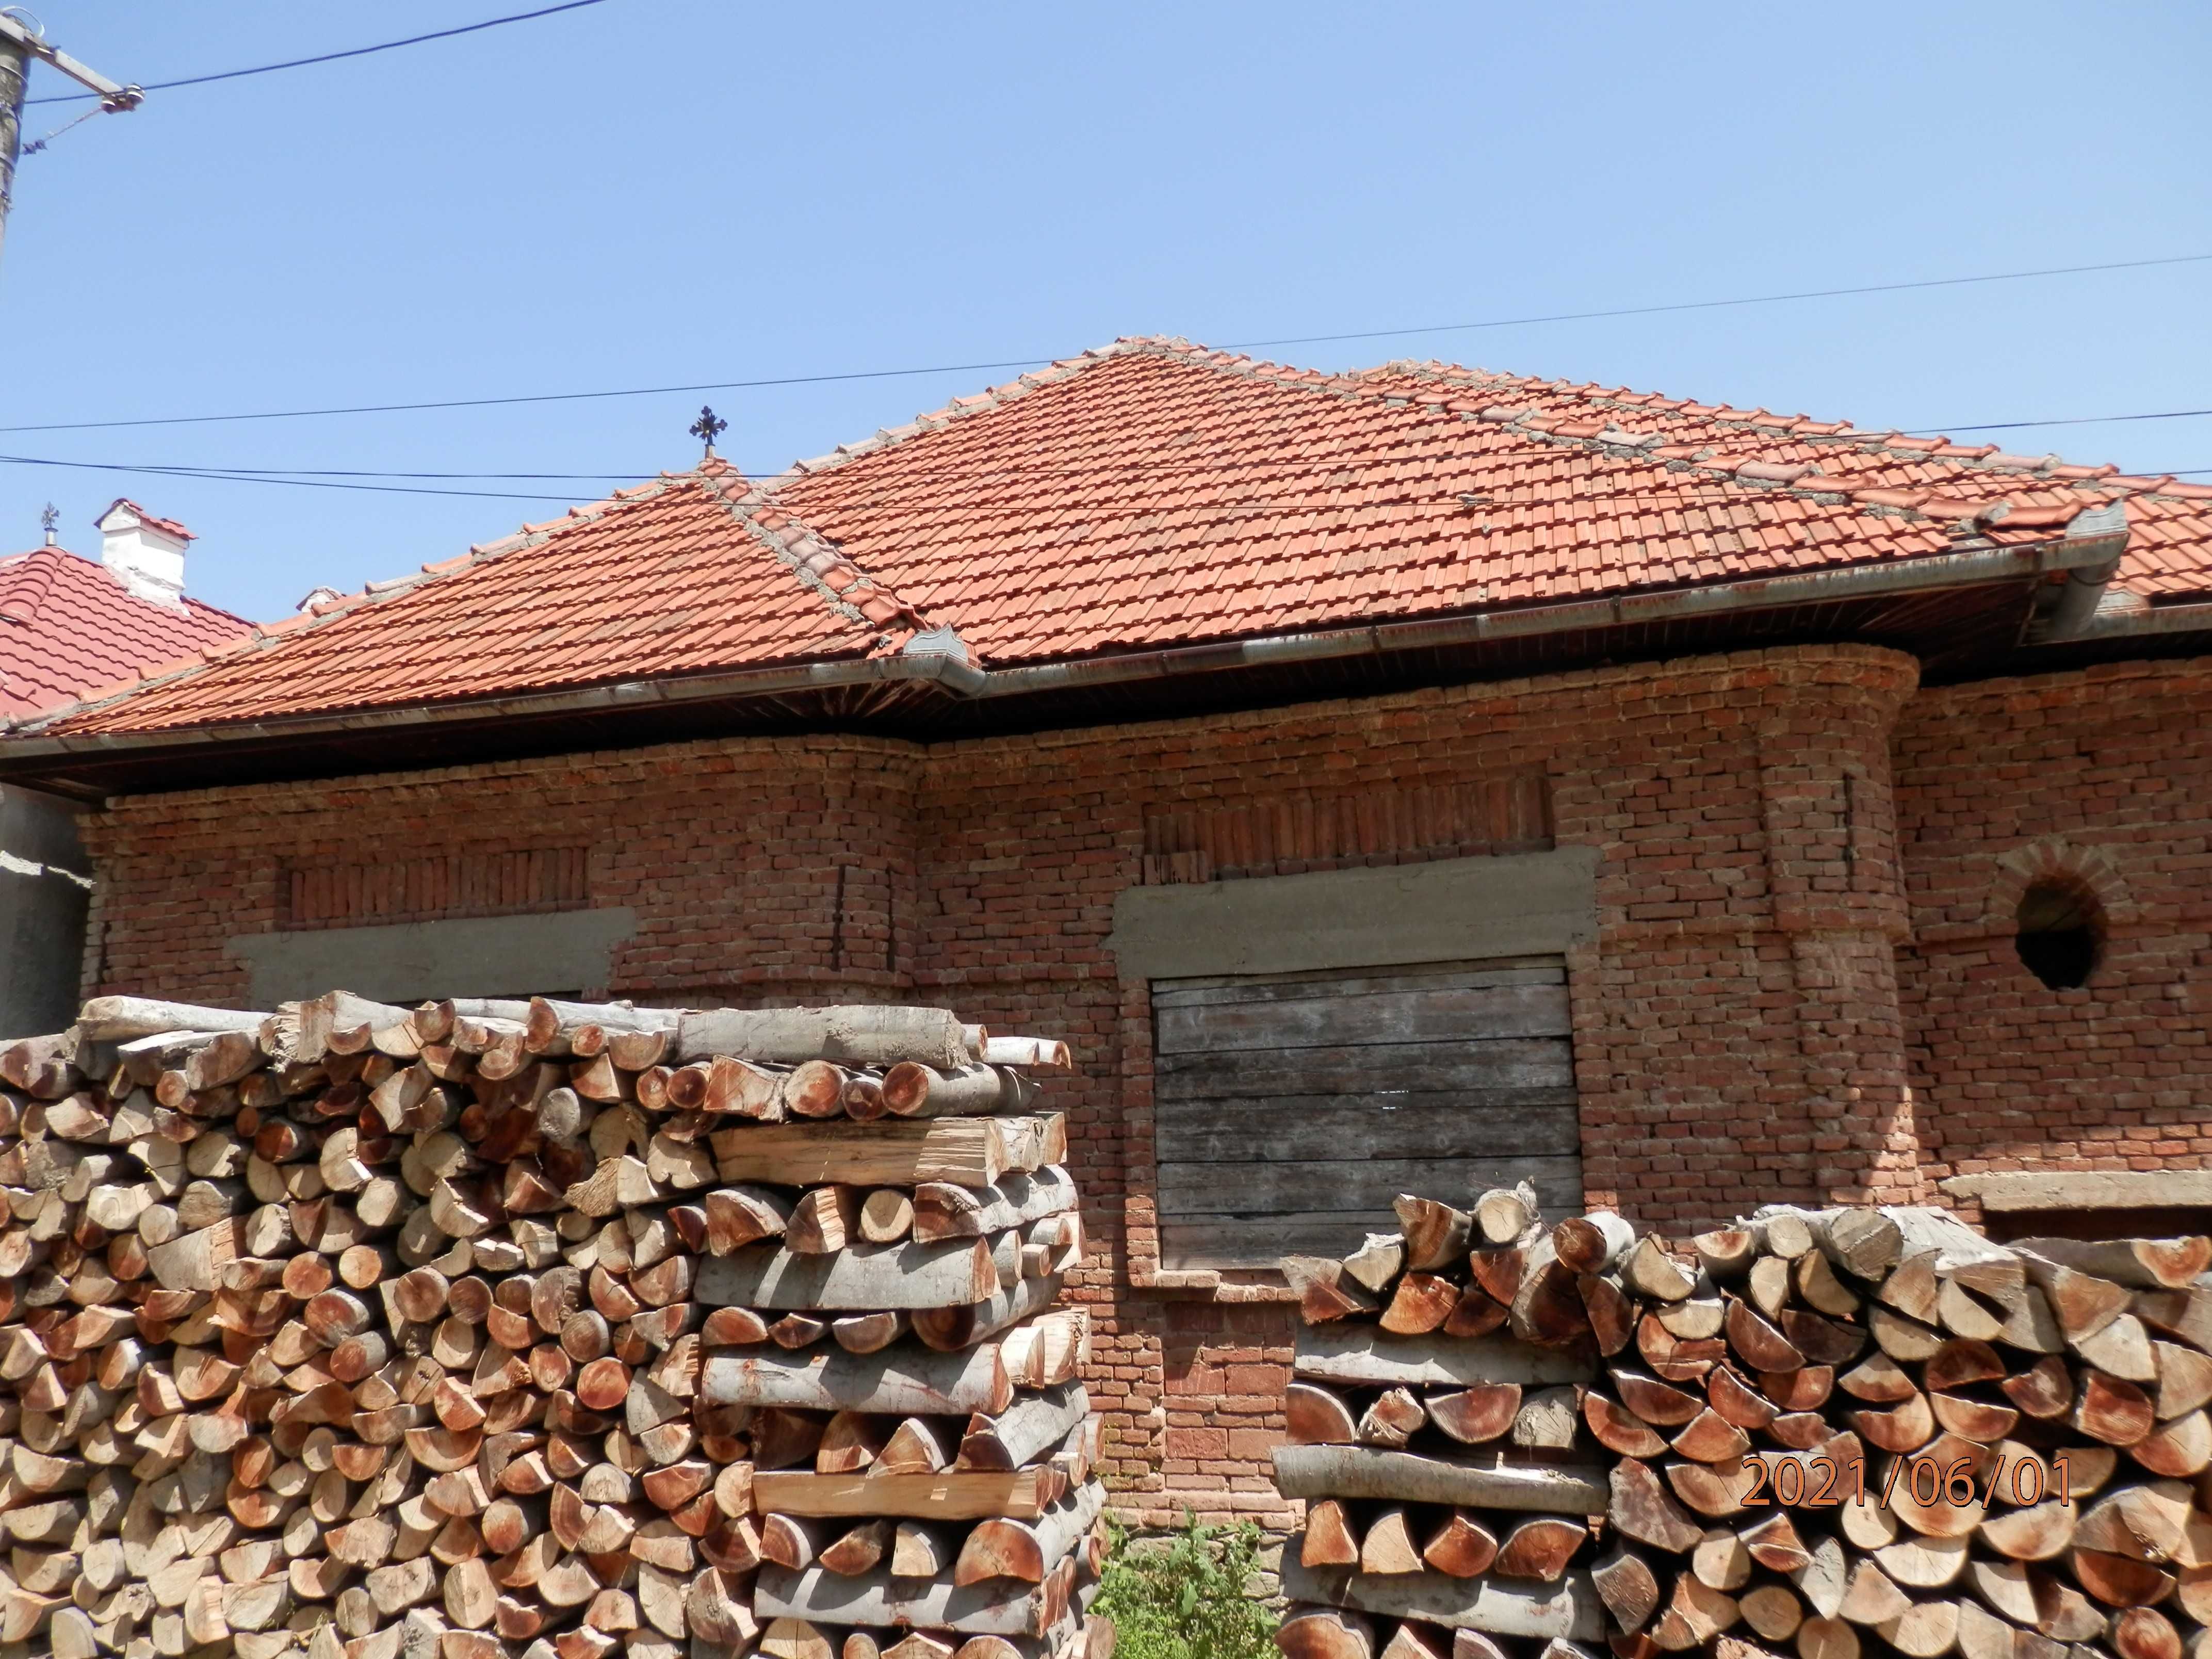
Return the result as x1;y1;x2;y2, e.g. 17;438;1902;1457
2015;878;2101;990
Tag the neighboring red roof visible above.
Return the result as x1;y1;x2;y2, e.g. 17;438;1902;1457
0;547;249;720
19;337;2212;738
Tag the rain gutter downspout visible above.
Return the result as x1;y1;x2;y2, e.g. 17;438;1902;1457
2024;502;2129;642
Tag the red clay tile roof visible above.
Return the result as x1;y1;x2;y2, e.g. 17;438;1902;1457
0;547;249;720
99;499;197;543
21;337;2212;737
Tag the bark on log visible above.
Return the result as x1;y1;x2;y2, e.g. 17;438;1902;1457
698;1239;999;1311
1293;1328;1594;1390
703;1345;1015;1416
755;1561;1071;1637
678;1008;972;1071
1277;1559;1605;1641
713;1117;1063;1190
1272;1446;1606;1514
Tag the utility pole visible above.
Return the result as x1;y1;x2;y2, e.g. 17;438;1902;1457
0;13;139;277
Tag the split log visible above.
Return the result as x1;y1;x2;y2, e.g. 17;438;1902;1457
1359;1511;1426;1576
699;1238;1000;1311
1282;1259;1382;1324
1397;1197;1475;1272
962;1386;1089;1471
914;1170;1078;1245
678;1007;972;1070
713;1115;1063;1190
1278;1608;1375;1659
2014;1237;2212;1291
1277;1558;1606;1640
1303;1503;1361;1569
755;1560;1073;1637
1424;1514;1501;1581
702;1343;1014;1415
1293;1328;1593;1390
1272;1445;1607;1513
752;1467;1067;1523
1287;1382;1361;1445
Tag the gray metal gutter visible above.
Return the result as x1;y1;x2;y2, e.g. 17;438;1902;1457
963;510;2131;700
2038;597;2212;643
0;652;984;767
0;506;2134;780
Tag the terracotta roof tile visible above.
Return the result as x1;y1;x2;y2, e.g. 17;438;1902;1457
0;548;249;720
23;337;2212;737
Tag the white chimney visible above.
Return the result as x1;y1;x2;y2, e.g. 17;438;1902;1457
94;499;193;609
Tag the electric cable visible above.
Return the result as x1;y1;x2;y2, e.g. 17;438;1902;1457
21;1;612;105
3;447;2204;510
3;252;2205;436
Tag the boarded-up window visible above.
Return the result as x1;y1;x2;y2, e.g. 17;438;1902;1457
1152;958;1581;1270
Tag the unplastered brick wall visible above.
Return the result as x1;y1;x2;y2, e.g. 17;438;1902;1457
1894;655;2212;1209
78;639;2190;1525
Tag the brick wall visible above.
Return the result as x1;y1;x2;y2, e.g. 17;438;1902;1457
71;642;2212;1523
1895;656;2212;1210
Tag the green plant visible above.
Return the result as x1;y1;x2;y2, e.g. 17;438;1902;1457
1093;1512;1279;1659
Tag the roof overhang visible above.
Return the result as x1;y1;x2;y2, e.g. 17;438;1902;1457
0;518;2155;803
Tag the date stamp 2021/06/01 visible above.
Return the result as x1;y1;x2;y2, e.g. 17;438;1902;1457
1741;1453;2078;1509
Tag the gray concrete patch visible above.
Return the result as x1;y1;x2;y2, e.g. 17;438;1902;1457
0;784;91;1037
1942;1168;2212;1212
1107;847;1599;981
229;908;639;1005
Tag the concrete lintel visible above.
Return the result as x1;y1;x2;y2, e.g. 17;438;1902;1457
1106;847;1599;981
1941;1168;2212;1213
229;908;640;1006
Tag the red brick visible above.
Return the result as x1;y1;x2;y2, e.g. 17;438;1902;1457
73;642;2212;1524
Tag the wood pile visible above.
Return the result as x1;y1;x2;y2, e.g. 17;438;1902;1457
0;990;1115;1659
1274;1184;2212;1659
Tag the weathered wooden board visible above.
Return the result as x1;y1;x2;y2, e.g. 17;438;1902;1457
1156;1152;1584;1217
1154;1039;1575;1096
1156;1095;1581;1163
1152;959;1582;1272
1154;981;1571;1052
1151;959;1564;1002
1161;1200;1584;1270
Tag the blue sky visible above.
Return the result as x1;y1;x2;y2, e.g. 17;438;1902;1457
3;1;2207;623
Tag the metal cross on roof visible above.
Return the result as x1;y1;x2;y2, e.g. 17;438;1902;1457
689;406;728;458
39;504;58;545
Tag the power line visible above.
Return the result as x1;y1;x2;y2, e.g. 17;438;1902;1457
1232;253;2212;352
6;398;2206;493
19;399;2208;486
5;447;2205;512
22;1;613;106
1924;408;2212;436
3;251;2206;436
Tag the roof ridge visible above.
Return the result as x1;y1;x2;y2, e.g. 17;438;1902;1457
2;475;691;736
1369;359;2212;506
754;339;1157;500
0;548;68;628
696;467;941;653
1356;358;2145;532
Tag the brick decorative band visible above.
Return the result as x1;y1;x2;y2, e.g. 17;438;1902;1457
284;847;589;929
1141;775;1552;885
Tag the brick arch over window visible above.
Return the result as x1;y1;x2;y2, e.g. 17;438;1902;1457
1988;836;2135;933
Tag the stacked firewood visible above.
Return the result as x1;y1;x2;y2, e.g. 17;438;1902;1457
0;989;1115;1659
1275;1184;2212;1659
